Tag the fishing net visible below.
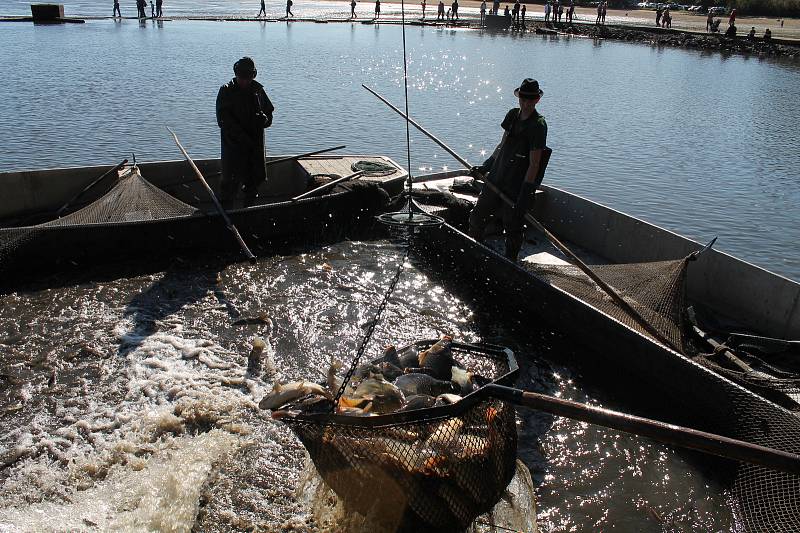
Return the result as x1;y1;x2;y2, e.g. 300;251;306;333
276;340;520;532
0;166;196;269
522;257;694;354
352;160;398;177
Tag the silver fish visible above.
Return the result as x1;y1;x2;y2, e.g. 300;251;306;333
259;380;330;410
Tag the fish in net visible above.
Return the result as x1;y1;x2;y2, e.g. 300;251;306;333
261;339;520;532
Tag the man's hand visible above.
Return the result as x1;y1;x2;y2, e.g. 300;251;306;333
256;113;272;128
511;181;536;225
469;166;485;179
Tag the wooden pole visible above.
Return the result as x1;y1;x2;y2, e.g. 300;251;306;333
167;127;256;262
265;145;347;168
362;84;681;353
486;383;800;475
292;170;364;201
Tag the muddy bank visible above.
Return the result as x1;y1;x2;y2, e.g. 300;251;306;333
544;22;800;59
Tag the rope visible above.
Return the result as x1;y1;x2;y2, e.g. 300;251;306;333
331;232;410;409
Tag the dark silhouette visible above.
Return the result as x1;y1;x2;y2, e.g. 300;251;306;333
374;0;380;18
258;0;266;17
452;0;459;20
468;79;548;262
437;0;445;20
351;0;357;17
286;0;293;17
764;28;772;41
156;0;162;17
725;23;737;38
216;57;275;206
113;0;121;17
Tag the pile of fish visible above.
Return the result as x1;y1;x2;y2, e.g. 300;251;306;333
258;335;488;418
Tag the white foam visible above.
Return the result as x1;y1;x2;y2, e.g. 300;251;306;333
0;430;239;533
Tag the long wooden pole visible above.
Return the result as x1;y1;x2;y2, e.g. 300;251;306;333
292;170;364;201
167;127;256;262
486;383;800;475
362;84;681;353
265;145;347;168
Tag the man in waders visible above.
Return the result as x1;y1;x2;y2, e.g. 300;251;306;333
468;78;548;262
216;57;275;206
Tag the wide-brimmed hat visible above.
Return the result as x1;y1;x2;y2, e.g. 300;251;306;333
514;78;543;99
234;56;258;78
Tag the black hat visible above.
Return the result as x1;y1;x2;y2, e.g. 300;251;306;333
514;78;543;99
234;56;257;78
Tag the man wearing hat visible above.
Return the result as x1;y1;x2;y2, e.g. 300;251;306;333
216;57;275;206
468;78;548;262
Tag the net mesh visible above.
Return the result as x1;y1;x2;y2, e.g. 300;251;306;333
279;342;519;532
0;166;196;267
522;257;694;354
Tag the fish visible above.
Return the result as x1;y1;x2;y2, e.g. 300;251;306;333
378;344;401;367
352;375;405;402
394;373;458;397
450;365;475;394
270;394;334;419
258;380;330;410
247;336;266;375
418;335;454;380
353;361;403;383
434;393;462;406
231;312;271;326
327;356;344;394
397;345;421;369
425;418;465;447
399;394;437;412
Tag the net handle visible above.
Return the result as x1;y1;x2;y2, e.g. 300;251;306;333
487;384;800;475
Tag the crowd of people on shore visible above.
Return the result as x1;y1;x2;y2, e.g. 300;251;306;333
113;0;162;18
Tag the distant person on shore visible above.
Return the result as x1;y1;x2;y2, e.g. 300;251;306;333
150;1;154;17
567;0;574;23
504;5;510;17
706;10;713;31
764;28;772;41
480;0;486;24
728;8;736;26
258;0;266;17
216;57;274;207
725;22;736;37
136;0;144;18
558;3;563;22
113;0;121;17
452;0;459;20
595;1;601;24
655;6;662;26
544;0;551;22
553;0;560;22
747;26;755;39
521;4;526;27
780;19;784;28
374;0;380;18
600;1;606;24
286;0;293;17
351;0;357;18
662;7;670;28
421;0;427;19
446;7;451;20
437;0;445;20
512;0;519;24
156;0;162;17
468;78;548;262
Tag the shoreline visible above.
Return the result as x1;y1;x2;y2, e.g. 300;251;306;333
2;3;799;60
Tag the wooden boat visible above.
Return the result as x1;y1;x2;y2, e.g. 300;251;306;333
407;172;800;533
0;154;407;284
